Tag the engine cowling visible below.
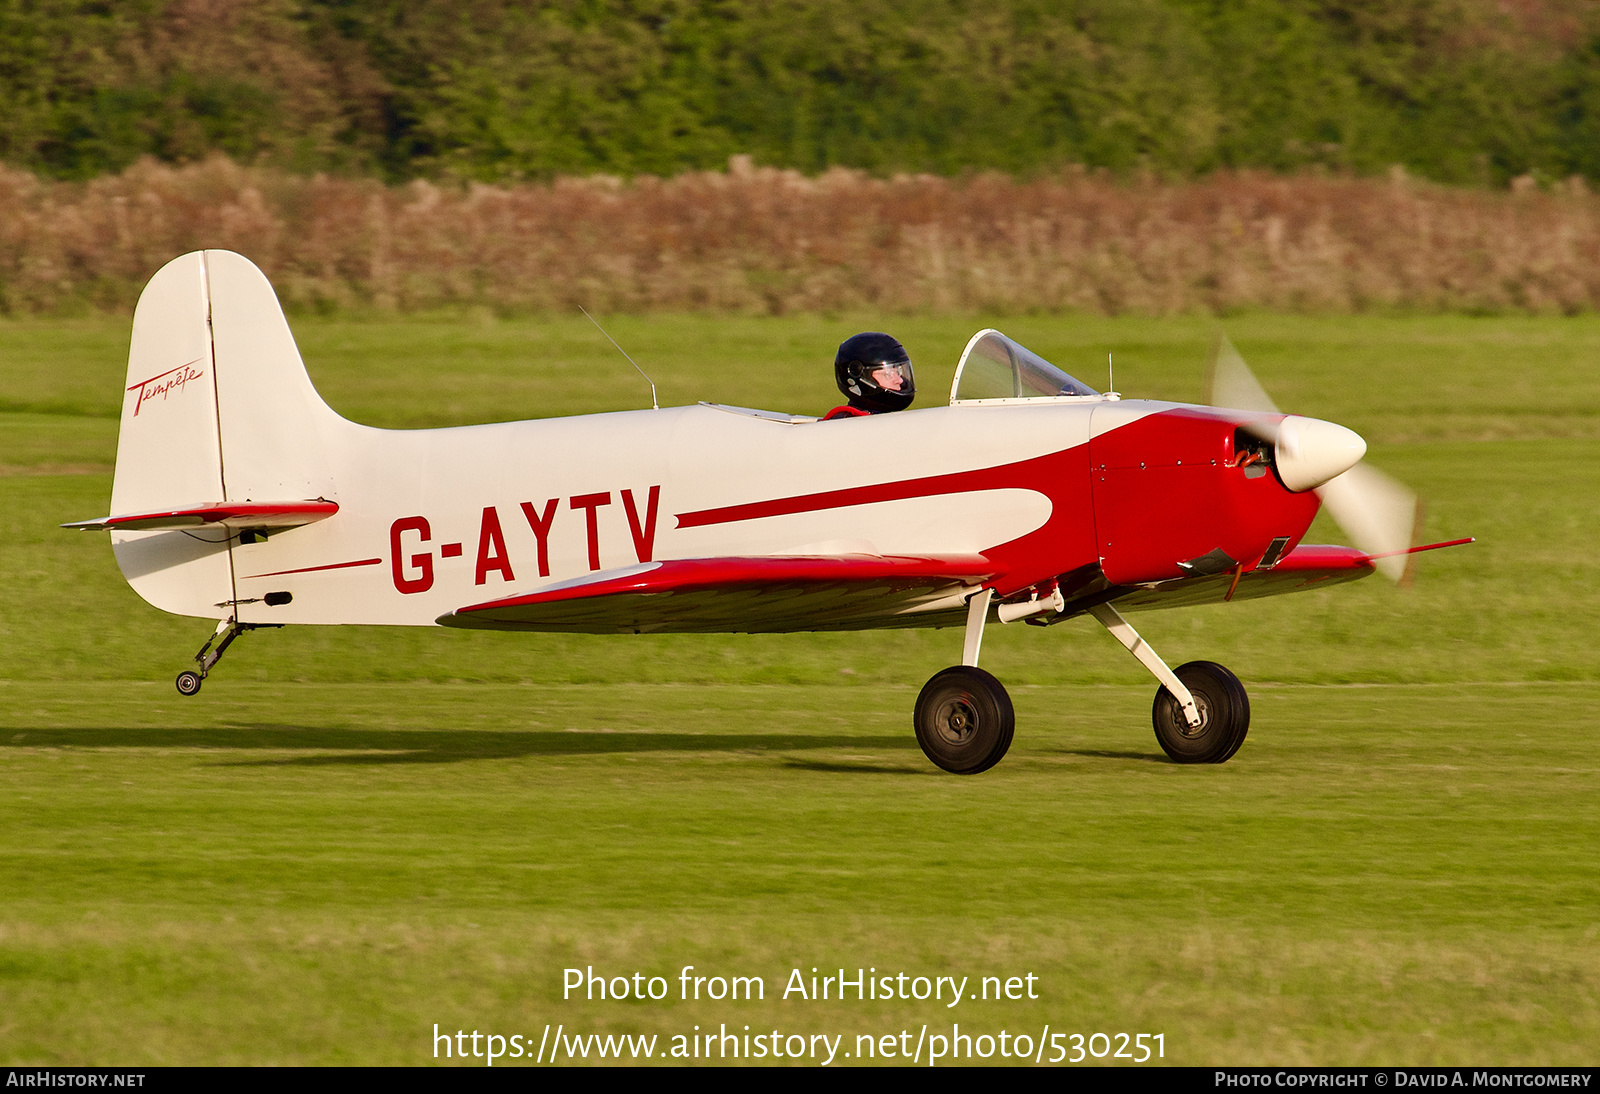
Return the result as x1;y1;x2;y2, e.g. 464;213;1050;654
1089;405;1325;585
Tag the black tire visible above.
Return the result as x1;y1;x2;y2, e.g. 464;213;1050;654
175;670;203;696
914;666;1015;774
1151;661;1249;764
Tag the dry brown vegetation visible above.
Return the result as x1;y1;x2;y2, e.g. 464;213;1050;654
5;156;1600;316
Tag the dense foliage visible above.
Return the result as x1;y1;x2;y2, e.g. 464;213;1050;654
3;0;1600;185
8;157;1600;317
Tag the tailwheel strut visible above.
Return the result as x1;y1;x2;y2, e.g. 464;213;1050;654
174;617;275;696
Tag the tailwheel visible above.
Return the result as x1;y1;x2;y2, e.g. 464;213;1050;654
914;666;1015;774
173;616;278;697
1152;661;1250;764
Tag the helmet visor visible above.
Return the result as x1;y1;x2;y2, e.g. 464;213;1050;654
867;360;913;394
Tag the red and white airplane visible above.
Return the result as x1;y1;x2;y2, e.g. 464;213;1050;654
67;251;1470;773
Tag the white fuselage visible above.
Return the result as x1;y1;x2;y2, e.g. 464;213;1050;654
195;400;1089;626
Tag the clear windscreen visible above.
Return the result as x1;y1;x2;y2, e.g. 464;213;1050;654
950;330;1099;403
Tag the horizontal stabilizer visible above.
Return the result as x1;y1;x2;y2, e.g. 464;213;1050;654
63;499;338;532
440;554;998;634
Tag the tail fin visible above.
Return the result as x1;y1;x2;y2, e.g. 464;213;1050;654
106;250;346;619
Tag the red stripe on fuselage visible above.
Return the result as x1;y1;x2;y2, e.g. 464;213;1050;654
675;445;1097;597
678;450;1072;528
242;557;383;579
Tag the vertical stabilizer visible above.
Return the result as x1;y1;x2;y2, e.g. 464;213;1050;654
107;251;347;620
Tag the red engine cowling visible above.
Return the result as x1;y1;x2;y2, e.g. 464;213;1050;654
1089;406;1321;586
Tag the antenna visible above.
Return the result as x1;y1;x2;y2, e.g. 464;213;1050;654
579;305;658;410
1108;352;1114;394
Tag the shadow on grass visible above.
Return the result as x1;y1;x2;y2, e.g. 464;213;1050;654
2;725;917;766
1054;748;1173;764
779;757;926;775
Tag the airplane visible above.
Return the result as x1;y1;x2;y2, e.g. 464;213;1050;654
65;250;1471;774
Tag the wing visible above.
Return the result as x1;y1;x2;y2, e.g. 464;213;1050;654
438;554;999;634
63;500;338;532
1107;544;1375;612
1107;538;1473;612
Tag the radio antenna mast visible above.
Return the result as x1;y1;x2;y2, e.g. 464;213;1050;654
579;305;658;410
1108;352;1115;394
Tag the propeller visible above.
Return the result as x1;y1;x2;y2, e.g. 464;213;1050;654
1206;334;1423;584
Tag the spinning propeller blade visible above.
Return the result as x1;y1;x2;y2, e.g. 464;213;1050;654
1206;335;1423;583
1208;334;1280;421
1314;464;1425;583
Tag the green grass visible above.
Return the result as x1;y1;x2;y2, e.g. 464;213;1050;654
1;312;1597;1065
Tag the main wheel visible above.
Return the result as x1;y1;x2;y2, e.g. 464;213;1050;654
175;670;203;696
914;666;1015;774
1152;661;1249;764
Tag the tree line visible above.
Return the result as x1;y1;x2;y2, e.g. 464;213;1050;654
5;0;1600;186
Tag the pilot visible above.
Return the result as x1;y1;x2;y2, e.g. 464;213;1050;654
823;332;916;420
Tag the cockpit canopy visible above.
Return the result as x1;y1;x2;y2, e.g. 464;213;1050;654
949;329;1100;405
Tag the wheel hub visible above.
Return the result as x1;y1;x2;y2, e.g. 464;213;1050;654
934;695;978;745
1175;694;1210;738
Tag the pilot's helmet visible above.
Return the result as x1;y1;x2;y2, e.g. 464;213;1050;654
835;332;915;413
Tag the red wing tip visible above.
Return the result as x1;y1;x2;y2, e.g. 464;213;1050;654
1271;544;1373;571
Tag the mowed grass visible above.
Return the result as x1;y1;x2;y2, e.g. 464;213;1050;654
0;311;1597;1065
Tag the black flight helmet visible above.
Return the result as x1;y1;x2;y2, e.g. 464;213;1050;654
834;332;915;413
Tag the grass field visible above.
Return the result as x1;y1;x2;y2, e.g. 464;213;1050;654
1;311;1597;1065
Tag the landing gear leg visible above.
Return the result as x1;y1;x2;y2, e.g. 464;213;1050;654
961;587;992;667
913;588;1015;774
1088;603;1249;763
175;617;260;696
